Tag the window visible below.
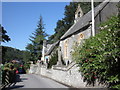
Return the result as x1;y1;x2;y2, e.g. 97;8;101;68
80;33;84;38
64;40;68;58
78;33;84;44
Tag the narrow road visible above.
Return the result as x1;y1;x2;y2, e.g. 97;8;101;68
9;74;69;89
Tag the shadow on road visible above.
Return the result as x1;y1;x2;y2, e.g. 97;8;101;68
16;74;22;82
7;85;24;90
16;74;28;82
20;78;28;81
3;74;25;90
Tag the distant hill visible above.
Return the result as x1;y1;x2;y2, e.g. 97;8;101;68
2;46;24;64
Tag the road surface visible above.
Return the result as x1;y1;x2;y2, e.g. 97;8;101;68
8;74;69;89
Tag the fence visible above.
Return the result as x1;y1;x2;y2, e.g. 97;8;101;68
1;69;16;89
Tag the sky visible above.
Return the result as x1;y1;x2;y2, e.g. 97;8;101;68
2;2;69;50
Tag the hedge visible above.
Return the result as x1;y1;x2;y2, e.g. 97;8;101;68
72;16;120;89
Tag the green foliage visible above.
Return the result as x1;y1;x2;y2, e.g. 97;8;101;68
48;2;78;43
2;62;17;87
112;84;120;90
22;51;31;70
0;24;11;43
23;51;31;63
26;44;34;52
3;63;14;70
24;63;30;69
2;46;31;70
48;2;100;43
27;16;48;61
72;16;120;88
2;46;24;64
0;25;11;64
47;50;58;69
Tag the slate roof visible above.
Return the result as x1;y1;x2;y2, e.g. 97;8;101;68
45;41;60;55
60;0;109;40
44;0;117;56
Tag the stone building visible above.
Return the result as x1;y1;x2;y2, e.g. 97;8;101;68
59;1;119;65
41;40;59;65
32;0;120;87
41;1;119;66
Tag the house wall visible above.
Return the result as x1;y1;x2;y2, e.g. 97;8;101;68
60;26;92;65
36;2;119;88
59;2;119;65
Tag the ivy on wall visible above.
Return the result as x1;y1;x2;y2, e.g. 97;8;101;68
72;16;120;89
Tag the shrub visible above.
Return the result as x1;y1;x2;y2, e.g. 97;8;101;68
47;50;58;69
72;16;120;88
2;63;16;87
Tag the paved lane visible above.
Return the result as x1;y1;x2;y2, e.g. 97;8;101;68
10;74;68;89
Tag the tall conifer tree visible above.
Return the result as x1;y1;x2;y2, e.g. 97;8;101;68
28;16;48;61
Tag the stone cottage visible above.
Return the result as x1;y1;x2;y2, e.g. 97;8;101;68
41;1;119;66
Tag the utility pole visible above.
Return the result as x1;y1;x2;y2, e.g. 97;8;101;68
91;0;95;36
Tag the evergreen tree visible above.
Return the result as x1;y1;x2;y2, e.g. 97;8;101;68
0;24;11;43
25;43;35;61
0;25;11;64
28;16;48;61
22;50;31;64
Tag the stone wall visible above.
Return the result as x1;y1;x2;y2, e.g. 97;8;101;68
29;62;106;88
29;64;37;74
29;62;87;88
60;27;92;65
